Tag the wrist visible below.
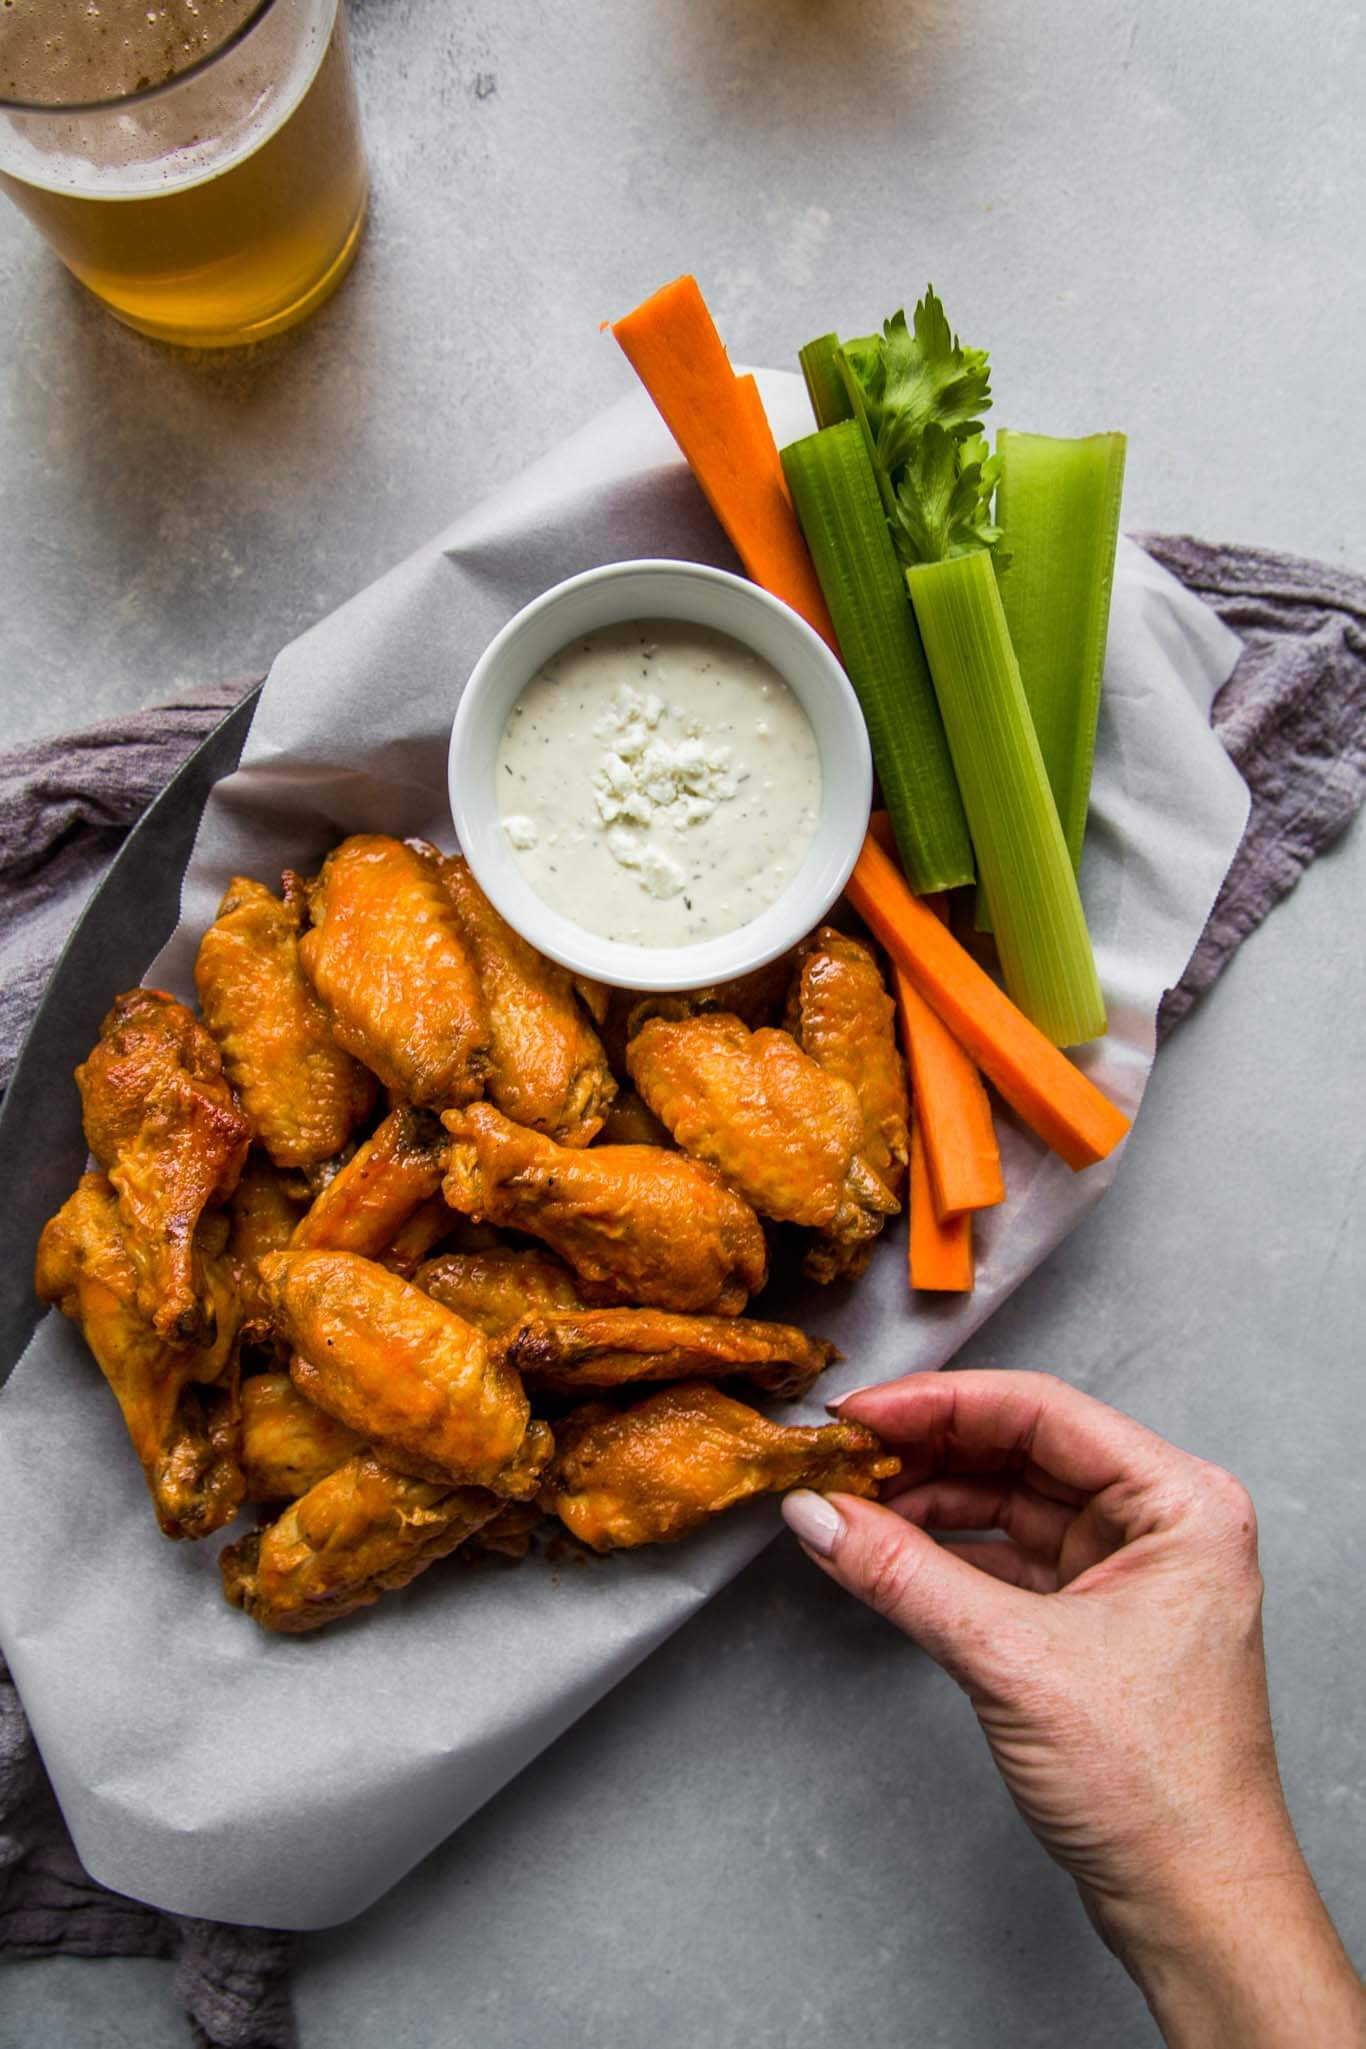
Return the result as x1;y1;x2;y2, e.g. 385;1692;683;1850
1087;1822;1365;2049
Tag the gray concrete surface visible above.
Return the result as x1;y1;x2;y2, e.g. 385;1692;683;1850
2;0;1363;2043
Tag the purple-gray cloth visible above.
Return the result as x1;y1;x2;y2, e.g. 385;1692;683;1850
0;537;1362;2048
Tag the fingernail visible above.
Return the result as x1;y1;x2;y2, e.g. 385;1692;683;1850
782;1490;845;1558
825;1383;874;1414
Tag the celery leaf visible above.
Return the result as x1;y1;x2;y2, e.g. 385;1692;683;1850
841;286;1003;566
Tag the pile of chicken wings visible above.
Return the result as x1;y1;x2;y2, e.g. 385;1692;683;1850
36;834;907;1633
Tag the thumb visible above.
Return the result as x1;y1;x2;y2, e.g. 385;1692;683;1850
782;1489;1031;1690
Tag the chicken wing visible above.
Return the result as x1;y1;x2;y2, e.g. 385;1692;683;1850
627;1013;898;1266
787;927;909;1280
442;854;616;1145
240;1371;364;1501
194;874;377;1168
35;1173;244;1538
506;1308;839;1400
442;1103;767;1315
788;927;909;1201
289;1105;448;1258
259;1248;546;1494
598;954;796;1073
76;988;251;1347
416;1248;583;1338
220;1455;503;1632
540;1383;899;1551
227;1151;307;1348
298;836;489;1107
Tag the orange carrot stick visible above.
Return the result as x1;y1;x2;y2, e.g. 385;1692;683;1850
612;277;838;648
894;961;1004;1216
846;833;1130;1173
909;1116;973;1291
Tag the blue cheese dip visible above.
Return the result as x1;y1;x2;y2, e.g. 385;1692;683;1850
495;619;823;947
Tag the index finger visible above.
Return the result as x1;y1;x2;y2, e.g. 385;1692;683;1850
833;1370;1184;1498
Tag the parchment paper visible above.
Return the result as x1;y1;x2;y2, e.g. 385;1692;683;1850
0;374;1249;1929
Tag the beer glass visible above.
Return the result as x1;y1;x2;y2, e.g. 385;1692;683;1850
0;0;368;347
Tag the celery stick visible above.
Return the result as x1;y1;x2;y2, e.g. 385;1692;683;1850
907;551;1106;1046
800;334;854;429
997;430;1127;869
783;423;975;893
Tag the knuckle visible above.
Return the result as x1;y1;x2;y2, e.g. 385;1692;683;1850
858;1528;921;1622
1190;1460;1262;1579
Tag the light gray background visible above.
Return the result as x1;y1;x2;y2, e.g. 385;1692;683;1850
2;0;1363;2044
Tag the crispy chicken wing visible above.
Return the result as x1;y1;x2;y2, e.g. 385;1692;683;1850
194;874;377;1168
788;927;909;1199
506;1308;839;1400
290;1105;448;1258
228;1151;307;1347
76;988;251;1347
540;1383;899;1551
259;1248;545;1494
788;927;909;1280
220;1454;503;1632
442;855;616;1145
627;1013;898;1265
240;1371;364;1500
35;1173;244;1538
441;1103;767;1315
416;1248;583;1338
298;836;489;1107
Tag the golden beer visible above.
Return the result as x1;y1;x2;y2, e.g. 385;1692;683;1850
0;1;367;347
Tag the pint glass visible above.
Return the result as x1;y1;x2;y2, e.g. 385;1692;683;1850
0;0;368;347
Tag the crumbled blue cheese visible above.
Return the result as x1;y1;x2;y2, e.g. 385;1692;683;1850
588;685;738;898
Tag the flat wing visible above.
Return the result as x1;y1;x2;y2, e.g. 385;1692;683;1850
507;1306;839;1400
194;873;376;1167
443;855;616;1145
442;1103;767;1315
298;836;489;1107
76;988;251;1346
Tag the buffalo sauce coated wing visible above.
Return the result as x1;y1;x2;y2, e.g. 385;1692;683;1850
227;1151;307;1348
194;874;377;1168
442;854;616;1145
415;1247;583;1338
788;927;909;1279
540;1383;899;1552
76;988;251;1347
220;1454;503;1632
627;1012;898;1265
259;1248;543;1494
788;927;909;1201
36;1174;244;1538
289;1105;448;1259
441;1103;767;1315
506;1307;839;1400
298;835;489;1108
240;1371;364;1501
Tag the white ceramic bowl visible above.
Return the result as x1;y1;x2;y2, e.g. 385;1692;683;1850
448;559;871;992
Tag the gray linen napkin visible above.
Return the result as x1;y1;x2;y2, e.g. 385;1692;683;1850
0;538;1362;2048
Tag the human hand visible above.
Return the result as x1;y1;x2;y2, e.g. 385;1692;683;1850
781;1371;1366;2049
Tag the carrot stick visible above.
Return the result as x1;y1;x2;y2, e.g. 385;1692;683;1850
909;1116;973;1290
846;833;1130;1172
894;961;1004;1216
612;277;838;648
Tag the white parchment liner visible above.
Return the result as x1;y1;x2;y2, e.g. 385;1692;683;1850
0;375;1249;1927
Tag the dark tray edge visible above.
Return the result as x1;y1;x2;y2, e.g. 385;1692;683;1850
0;687;262;1383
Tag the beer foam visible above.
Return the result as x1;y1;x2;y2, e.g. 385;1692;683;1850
0;0;263;110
